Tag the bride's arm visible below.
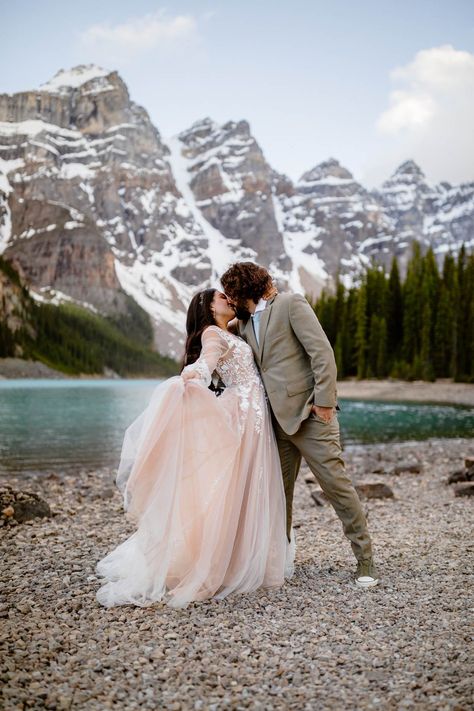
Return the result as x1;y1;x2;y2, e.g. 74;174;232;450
181;328;229;386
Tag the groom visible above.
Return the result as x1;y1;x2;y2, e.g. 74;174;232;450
221;261;379;588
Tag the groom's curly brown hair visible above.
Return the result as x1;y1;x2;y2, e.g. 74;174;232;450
221;262;273;305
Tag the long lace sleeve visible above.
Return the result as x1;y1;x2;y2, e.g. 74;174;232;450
181;326;229;387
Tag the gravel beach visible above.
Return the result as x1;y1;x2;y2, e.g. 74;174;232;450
1;437;473;710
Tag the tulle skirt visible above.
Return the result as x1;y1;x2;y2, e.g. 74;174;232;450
95;376;295;609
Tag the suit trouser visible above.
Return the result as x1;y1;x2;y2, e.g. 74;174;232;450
271;409;373;562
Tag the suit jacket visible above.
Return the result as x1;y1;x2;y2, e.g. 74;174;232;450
238;292;340;435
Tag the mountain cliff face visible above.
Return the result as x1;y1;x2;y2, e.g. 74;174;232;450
0;65;472;358
0;257;35;355
273;157;395;293
0;66;207;355
171;117;288;269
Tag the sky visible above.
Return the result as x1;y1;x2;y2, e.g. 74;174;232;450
2;0;474;188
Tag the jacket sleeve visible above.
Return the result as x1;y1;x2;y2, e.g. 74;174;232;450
289;293;338;407
181;327;229;387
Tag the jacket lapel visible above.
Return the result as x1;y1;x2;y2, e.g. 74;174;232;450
243;317;259;361
258;294;277;361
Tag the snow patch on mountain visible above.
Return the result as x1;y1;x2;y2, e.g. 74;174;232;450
39;65;112;93
166;133;241;285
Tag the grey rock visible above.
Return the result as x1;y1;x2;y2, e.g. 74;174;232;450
355;482;394;499
390;462;422;476
454;482;474;497
0;486;51;523
447;463;474;484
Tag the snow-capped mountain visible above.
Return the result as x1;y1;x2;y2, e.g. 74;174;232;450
274;157;394;291
0;65;205;355
0;65;472;358
375;159;474;271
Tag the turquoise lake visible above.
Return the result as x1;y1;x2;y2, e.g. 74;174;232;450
0;379;473;476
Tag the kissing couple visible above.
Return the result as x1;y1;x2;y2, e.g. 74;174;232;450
96;261;379;609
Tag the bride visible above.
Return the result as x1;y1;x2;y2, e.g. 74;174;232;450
95;287;295;609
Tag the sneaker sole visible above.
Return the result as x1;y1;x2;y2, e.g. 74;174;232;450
355;578;379;588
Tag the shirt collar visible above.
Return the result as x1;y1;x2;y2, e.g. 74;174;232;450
253;297;267;315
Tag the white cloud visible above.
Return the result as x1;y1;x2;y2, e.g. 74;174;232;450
377;90;436;134
377;44;474;134
365;45;474;186
390;44;474;92
79;9;198;54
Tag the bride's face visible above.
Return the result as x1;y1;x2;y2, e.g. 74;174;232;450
211;290;235;322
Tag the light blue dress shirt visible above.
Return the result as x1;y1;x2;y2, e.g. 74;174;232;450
251;310;262;345
251;298;267;345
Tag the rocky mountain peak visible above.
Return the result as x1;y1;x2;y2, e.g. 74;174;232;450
392;159;425;179
381;160;429;193
297;158;363;200
168;115;287;272
299;157;354;185
0;65;138;136
177;117;254;157
38;64;112;94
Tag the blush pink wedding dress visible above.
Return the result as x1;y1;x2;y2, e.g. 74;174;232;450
95;325;295;609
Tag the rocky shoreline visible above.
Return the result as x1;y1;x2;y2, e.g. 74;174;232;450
0;358;122;380
337;378;474;407
0;358;71;380
1;437;473;709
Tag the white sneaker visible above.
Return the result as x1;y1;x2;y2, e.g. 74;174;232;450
355;559;379;587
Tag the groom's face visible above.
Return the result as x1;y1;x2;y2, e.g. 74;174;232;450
224;293;253;320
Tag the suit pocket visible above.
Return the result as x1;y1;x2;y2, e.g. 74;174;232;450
286;374;314;397
310;411;336;424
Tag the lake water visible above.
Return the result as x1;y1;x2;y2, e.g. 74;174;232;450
1;379;473;477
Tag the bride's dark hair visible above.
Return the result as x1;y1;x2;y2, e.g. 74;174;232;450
180;288;217;371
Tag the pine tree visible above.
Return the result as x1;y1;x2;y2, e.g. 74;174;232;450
455;244;472;379
334;280;345;345
334;331;344;377
314;289;335;345
434;253;456;376
377;317;388;377
355;282;368;379
343;287;359;377
402;241;423;365
367;314;377;377
420;247;439;381
387;256;403;365
465;253;474;380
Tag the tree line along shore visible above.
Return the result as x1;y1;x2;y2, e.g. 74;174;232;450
1;240;473;382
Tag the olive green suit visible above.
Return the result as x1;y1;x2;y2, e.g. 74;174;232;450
238;292;373;562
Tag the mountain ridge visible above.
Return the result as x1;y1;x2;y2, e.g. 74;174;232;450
1;64;472;357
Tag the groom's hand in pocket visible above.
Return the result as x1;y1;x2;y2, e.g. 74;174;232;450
311;405;334;423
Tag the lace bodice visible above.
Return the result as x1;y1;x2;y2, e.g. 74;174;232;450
182;325;265;432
